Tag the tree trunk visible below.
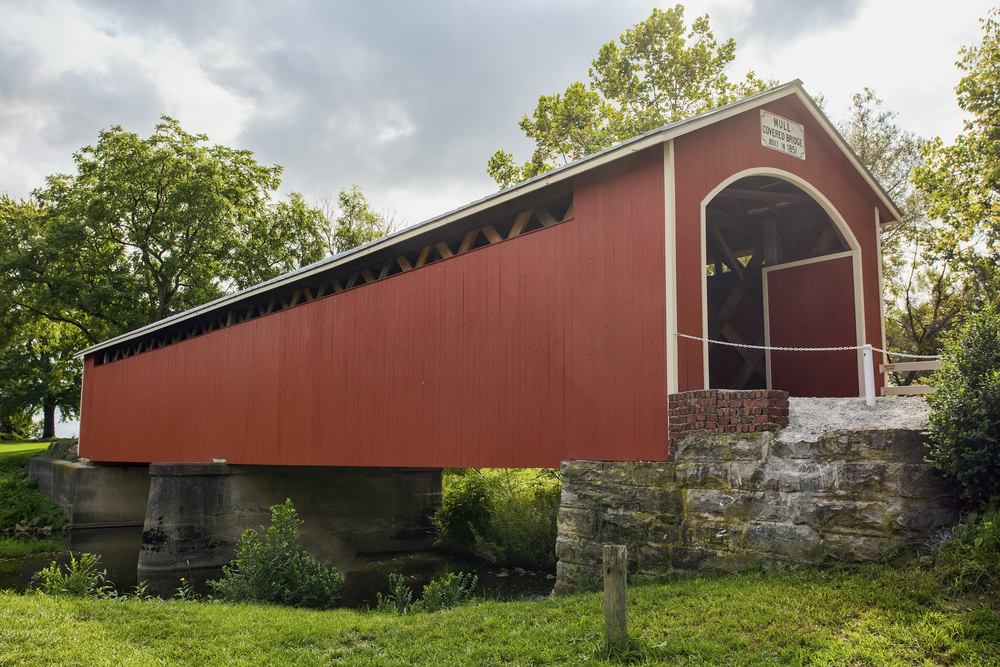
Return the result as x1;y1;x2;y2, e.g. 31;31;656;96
42;402;56;439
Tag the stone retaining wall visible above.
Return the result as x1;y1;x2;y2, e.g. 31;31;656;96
554;429;957;595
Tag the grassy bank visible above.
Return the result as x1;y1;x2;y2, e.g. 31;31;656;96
0;441;66;532
1;565;997;665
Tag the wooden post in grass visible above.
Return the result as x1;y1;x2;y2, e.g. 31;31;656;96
603;544;628;646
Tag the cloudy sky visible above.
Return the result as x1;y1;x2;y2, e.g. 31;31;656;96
0;0;993;436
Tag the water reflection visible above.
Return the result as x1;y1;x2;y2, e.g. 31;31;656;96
0;528;555;606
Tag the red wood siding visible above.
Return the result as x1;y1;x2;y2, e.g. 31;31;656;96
79;149;668;467
672;95;891;394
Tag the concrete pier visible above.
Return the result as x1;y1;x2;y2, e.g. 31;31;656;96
137;463;442;578
28;458;150;527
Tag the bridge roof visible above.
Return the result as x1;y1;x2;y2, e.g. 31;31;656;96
77;80;901;359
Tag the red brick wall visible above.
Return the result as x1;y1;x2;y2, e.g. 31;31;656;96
667;389;790;457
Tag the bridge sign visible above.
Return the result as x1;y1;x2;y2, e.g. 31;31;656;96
760;110;805;160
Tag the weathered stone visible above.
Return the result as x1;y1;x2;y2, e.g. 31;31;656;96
557;429;959;582
598;510;652;542
647;518;681;545
836;463;890;495
743;523;823;560
682;524;744;552
603;461;675;487
560;460;604;485
676;432;769;462
808;499;888;532
556;507;598;538
898;464;952;499
675;462;729;488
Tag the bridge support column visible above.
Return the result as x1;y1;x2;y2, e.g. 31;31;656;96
137;463;441;581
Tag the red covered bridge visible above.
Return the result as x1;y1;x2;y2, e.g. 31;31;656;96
76;81;901;469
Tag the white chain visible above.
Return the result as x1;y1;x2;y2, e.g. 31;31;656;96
674;333;941;359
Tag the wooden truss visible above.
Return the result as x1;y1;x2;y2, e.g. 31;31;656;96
98;201;574;366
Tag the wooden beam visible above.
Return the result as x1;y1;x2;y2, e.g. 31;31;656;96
289;290;303;307
314;282;328;298
345;273;358;289
482;225;503;244
561;200;574;221
707;220;743;280
732;348;766;389
881;385;933;396
708;303;766;380
809;226;839;256
536;207;558;227
881;360;942;373
379;260;392;279
332;278;343;293
415;246;432;267
719;188;812;204
396;256;413;272
302;287;314;302
763;220;779;265
508;210;533;239
708;282;750;341
435;242;454;259
361;268;376;284
457;229;479;254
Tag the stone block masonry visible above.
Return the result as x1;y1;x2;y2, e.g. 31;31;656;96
554;429;957;595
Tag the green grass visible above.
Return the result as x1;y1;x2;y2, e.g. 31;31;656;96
0;443;66;531
1;565;997;665
0;536;62;560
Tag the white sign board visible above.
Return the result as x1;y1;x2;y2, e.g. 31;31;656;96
760;110;805;160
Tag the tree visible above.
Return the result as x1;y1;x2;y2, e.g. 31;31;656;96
322;185;398;255
1;117;329;347
913;10;1000;310
0;311;82;439
0;119;329;432
836;90;970;380
487;5;769;188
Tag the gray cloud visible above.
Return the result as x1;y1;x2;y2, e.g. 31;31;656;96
721;0;865;43
65;0;657;221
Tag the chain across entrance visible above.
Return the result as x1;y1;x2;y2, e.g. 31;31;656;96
674;332;941;359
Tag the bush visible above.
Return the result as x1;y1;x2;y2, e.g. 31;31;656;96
927;305;1000;507
934;504;1000;591
434;468;560;569
32;552;113;598
376;571;477;614
0;450;66;531
210;499;344;609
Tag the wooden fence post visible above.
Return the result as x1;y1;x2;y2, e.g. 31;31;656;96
603;544;628;646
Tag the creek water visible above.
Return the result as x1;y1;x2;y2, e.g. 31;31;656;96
0;527;555;607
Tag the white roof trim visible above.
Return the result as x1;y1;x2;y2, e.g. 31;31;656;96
78;80;901;358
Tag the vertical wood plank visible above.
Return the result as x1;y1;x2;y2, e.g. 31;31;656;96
604;545;628;647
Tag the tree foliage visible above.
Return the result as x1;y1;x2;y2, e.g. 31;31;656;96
926;306;1000;507
323;185;398;255
914;10;1000;309
0;118;330;432
1;117;327;346
836;90;970;381
488;6;769;189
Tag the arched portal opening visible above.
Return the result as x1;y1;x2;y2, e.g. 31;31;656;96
704;175;851;391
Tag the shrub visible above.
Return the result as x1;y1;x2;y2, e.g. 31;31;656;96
32;552;113;598
412;571;477;613
210;499;344;609
0;450;66;531
934;504;1000;592
376;571;477;614
927;305;1000;507
376;573;413;614
434;468;560;569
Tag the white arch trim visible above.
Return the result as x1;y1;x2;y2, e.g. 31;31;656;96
697;167;867;395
